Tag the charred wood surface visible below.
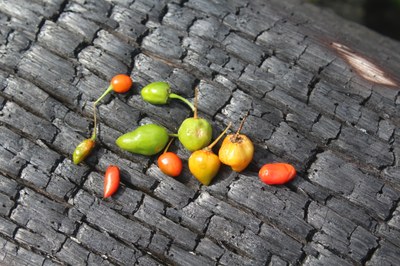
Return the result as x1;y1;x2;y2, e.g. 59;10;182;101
0;0;400;265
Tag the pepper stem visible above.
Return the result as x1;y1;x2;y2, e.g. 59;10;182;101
193;86;198;119
163;138;175;154
207;122;232;150
169;93;195;112
233;111;249;142
94;84;113;106
90;102;97;141
90;83;114;141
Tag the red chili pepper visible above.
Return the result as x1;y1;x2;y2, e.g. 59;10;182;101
157;138;183;177
158;152;183;177
104;165;120;198
94;74;133;105
110;74;133;93
258;163;296;185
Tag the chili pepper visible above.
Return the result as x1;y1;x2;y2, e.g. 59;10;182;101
141;81;195;111
188;123;231;186
157;138;182;177
178;117;212;151
178;87;212;151
72;74;132;165
110;74;132;93
116;124;169;156
72;138;95;165
104;165;120;198
94;74;133;105
219;112;254;172
258;163;296;185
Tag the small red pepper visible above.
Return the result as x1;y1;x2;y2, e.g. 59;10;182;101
158;152;183;177
110;74;132;93
157;138;182;177
104;165;120;198
258;163;296;185
95;74;133;105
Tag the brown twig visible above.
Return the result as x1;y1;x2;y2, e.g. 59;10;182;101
233;110;250;142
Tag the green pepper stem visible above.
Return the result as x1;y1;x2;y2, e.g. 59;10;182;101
207;122;232;150
91;84;113;141
94;85;113;106
169;93;195;112
90;102;97;141
163;138;175;154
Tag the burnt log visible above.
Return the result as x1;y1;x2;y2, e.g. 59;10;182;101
0;0;399;265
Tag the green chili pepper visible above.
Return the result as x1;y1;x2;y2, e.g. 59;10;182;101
177;87;212;151
178;117;212;151
141;81;195;111
116;124;169;156
72;138;95;164
141;81;170;104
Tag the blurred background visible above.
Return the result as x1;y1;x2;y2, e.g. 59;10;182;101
307;0;400;41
